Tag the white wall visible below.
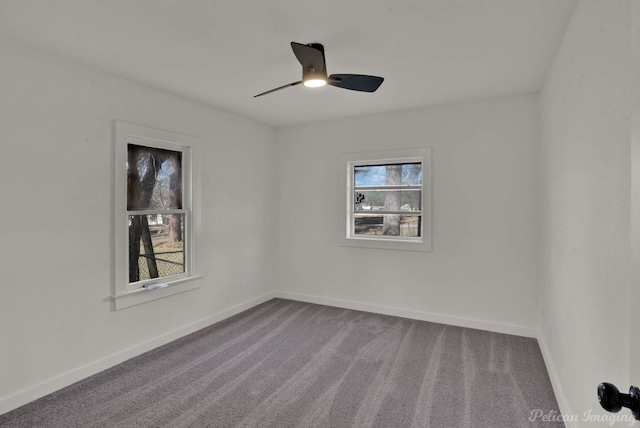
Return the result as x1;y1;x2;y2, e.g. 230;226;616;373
0;38;276;413
3;2;633;420
538;0;632;424
274;95;540;336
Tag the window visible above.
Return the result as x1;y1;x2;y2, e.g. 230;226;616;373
340;148;432;252
127;144;186;285
114;121;201;309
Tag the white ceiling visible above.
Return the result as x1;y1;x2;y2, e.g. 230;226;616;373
0;0;578;127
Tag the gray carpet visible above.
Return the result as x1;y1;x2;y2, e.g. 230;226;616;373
0;299;562;427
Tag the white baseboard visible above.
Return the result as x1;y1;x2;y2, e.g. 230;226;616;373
0;291;276;416
273;290;537;338
537;331;575;428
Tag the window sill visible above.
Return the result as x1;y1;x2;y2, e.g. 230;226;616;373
340;236;431;252
113;276;203;310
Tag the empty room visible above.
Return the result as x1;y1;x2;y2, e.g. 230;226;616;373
0;1;636;427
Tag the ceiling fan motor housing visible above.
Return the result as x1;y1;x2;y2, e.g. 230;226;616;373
302;43;328;81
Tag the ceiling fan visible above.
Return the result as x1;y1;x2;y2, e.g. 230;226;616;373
254;42;384;98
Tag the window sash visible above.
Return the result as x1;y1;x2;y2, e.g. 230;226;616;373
353;185;422;190
354;210;423;215
127;211;189;288
127;143;183;211
126;177;190;290
128;209;186;216
354;189;422;213
348;159;424;241
354;162;422;186
126;141;190;291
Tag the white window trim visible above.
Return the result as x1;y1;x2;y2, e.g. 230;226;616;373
339;148;432;252
113;121;202;310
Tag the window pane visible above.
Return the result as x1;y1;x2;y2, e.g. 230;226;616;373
128;214;185;283
127;144;182;211
355;190;421;211
354;163;422;186
354;214;421;237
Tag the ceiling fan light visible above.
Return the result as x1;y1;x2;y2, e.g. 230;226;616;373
303;79;327;88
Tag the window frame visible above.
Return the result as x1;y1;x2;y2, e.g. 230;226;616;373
113;121;202;310
339;148;432;252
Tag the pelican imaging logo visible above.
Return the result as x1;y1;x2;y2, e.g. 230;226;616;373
528;409;636;426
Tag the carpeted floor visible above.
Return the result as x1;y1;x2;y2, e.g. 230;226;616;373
0;299;562;427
